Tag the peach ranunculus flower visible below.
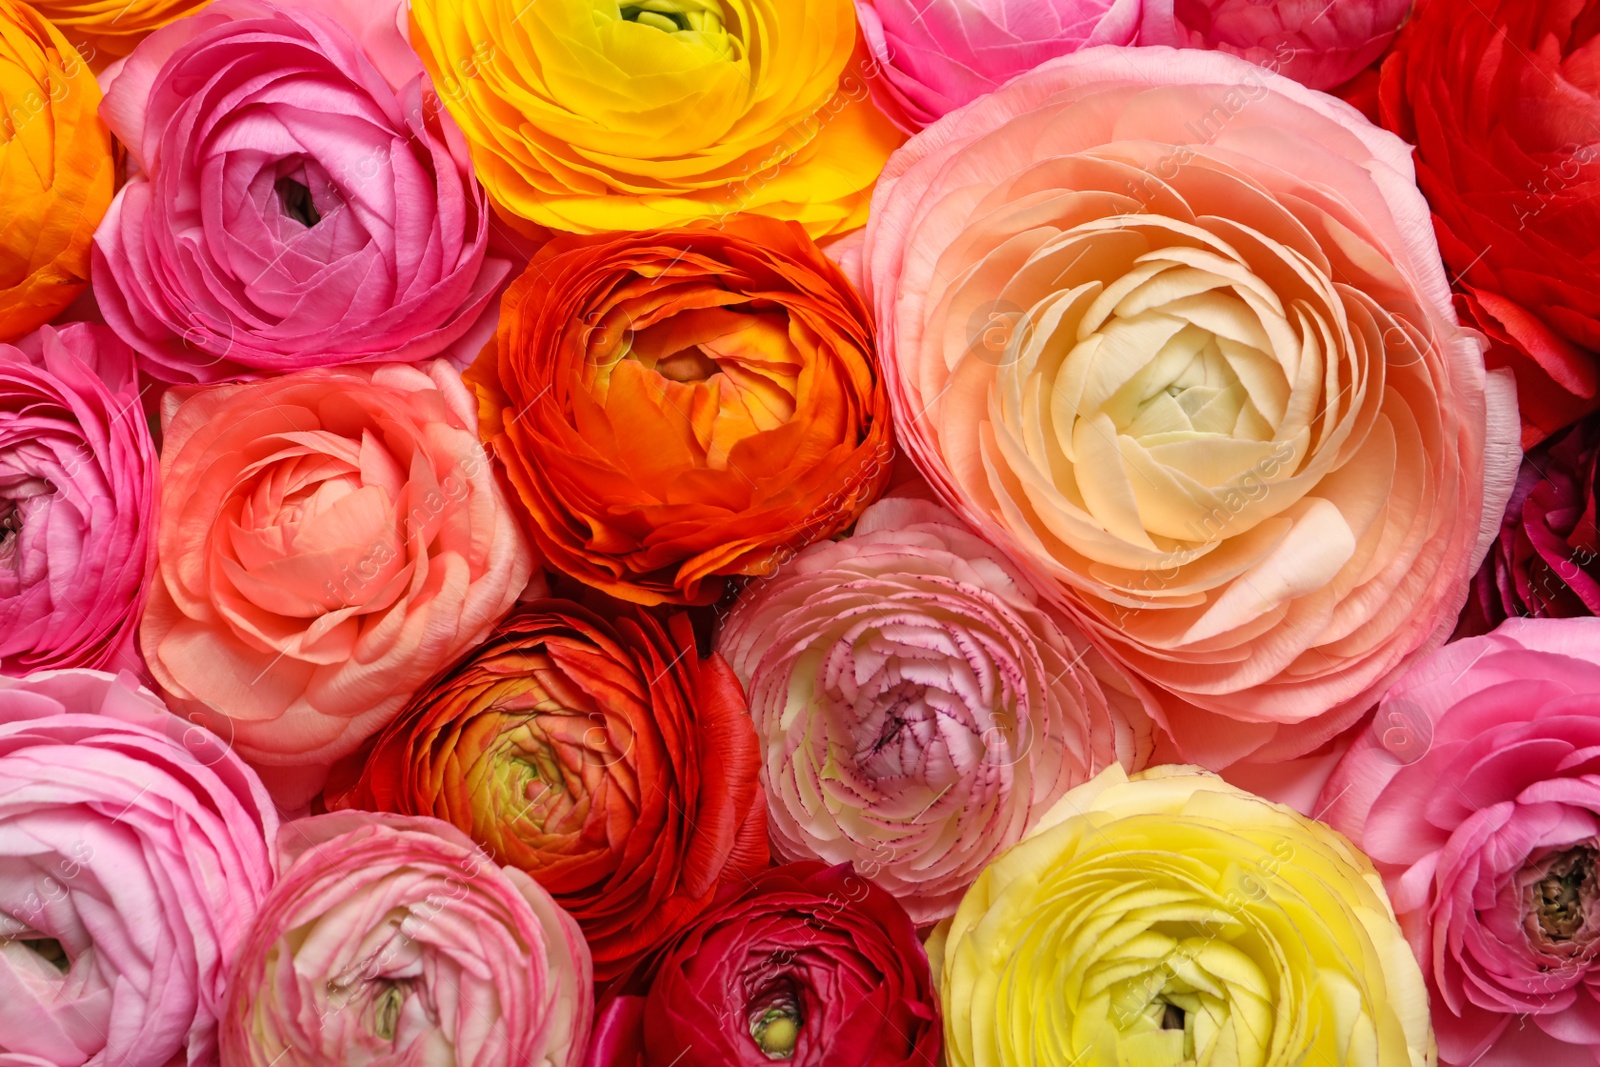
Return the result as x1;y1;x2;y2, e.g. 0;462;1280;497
140;361;535;805
407;0;902;237
0;0;112;341
856;47;1519;770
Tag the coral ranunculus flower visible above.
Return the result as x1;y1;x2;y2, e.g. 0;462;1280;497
0;1;111;342
469;217;893;606
407;0;901;236
326;602;769;981
859;48;1518;770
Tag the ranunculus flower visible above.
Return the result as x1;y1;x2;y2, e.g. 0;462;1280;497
139;361;534;806
221;811;591;1067
469;216;893;606
0;1;112;342
588;862;940;1067
25;0;205;59
855;0;1141;132
0;324;155;675
859;47;1518;770
1379;0;1600;445
407;0;901;236
1458;413;1600;636
717;495;1156;922
933;764;1434;1066
91;0;512;384
1319;619;1600;1065
0;669;277;1067
1141;0;1413;90
326;601;768;981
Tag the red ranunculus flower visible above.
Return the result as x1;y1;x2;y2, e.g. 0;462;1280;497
325;601;768;980
586;862;941;1067
1381;0;1600;445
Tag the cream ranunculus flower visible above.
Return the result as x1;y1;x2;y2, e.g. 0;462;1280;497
408;0;902;236
932;764;1434;1067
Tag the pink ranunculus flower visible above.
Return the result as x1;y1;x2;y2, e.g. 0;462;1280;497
0;323;156;675
90;0;512;383
222;811;591;1067
1319;618;1600;1066
855;0;1141;132
717;495;1157;923
1141;0;1413;90
0;669;278;1067
857;47;1519;771
139;361;534;806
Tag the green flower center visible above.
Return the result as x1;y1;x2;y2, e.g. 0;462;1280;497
750;1003;801;1059
620;0;724;35
371;981;406;1041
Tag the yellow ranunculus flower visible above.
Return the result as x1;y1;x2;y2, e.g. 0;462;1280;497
0;0;111;341
933;765;1434;1067
21;0;206;60
407;0;902;237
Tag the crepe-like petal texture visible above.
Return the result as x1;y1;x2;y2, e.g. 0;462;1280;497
0;324;156;675
858;46;1518;770
139;361;534;807
718;495;1156;922
0;669;277;1067
469;216;894;606
326;602;769;981
1320;619;1600;1065
221;811;591;1067
408;0;901;236
587;862;940;1066
0;1;112;342
1142;0;1413;90
91;0;511;383
1380;0;1600;446
934;764;1434;1066
856;0;1141;133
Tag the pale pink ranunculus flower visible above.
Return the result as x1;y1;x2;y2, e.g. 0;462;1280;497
222;811;592;1067
718;495;1157;923
856;0;1142;132
139;361;534;807
1141;0;1413;90
91;0;512;383
0;669;278;1067
0;323;156;676
856;47;1519;772
1319;618;1600;1066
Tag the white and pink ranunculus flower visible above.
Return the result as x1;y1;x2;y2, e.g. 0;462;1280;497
222;811;592;1067
854;47;1517;773
0;669;277;1067
1321;618;1600;1066
718;496;1157;923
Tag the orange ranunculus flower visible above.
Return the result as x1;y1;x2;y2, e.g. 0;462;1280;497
0;1;111;340
324;601;769;981
23;0;205;60
468;216;894;606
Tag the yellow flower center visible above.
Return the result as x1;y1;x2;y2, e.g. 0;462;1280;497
750;1003;801;1058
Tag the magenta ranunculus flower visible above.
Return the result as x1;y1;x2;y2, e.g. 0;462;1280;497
718;496;1156;923
1458;413;1600;637
222;811;592;1067
1141;0;1414;90
0;669;278;1067
856;0;1141;132
91;0;511;383
1320;618;1600;1065
0;323;155;676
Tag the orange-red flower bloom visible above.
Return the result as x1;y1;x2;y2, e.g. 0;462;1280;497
325;601;769;980
467;216;893;606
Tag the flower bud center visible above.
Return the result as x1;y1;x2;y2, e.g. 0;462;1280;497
750;1003;801;1059
0;502;18;561
1160;1001;1185;1031
371;980;406;1041
276;176;322;228
1527;845;1600;945
618;0;728;42
5;935;69;973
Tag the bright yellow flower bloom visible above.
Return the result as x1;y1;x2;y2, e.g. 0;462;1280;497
933;765;1435;1067
408;0;902;236
0;1;111;340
